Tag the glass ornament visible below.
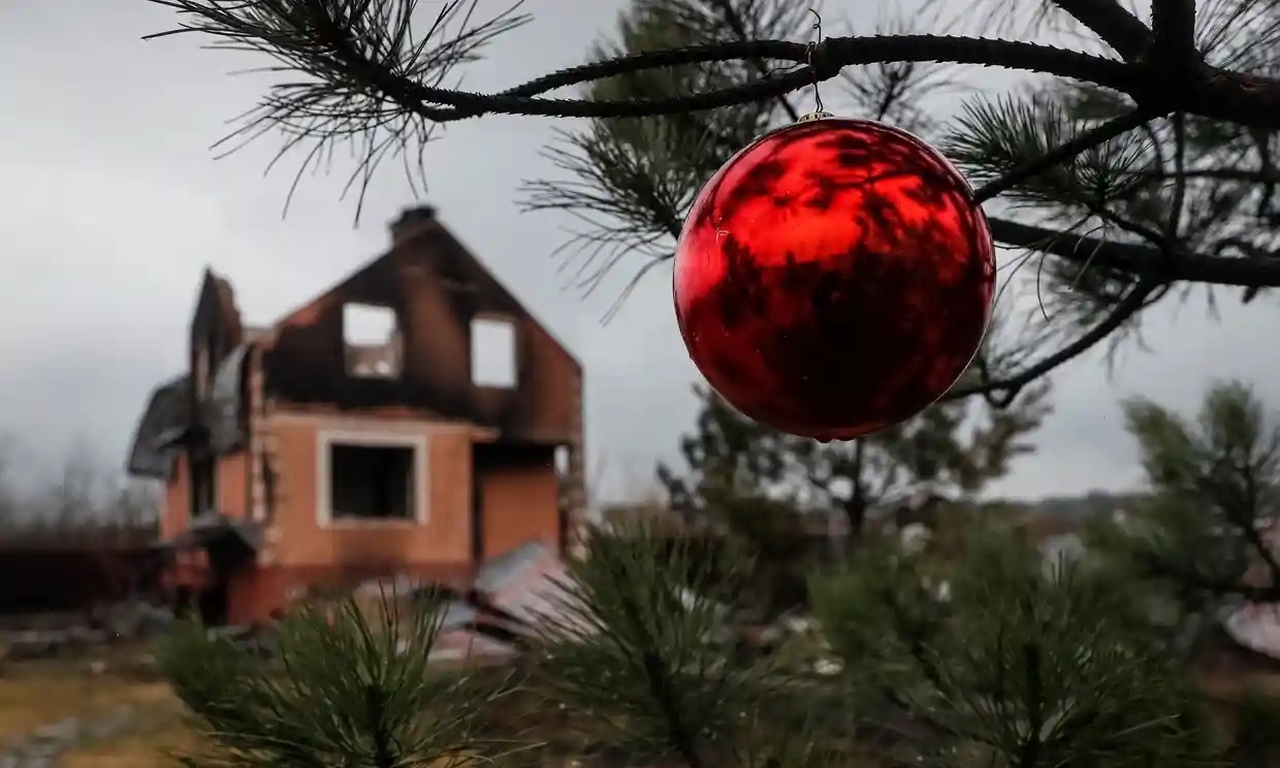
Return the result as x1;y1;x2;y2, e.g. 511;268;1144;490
673;116;995;441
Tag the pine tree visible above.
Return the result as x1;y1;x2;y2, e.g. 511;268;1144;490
655;384;809;618
662;377;1050;539
140;0;1280;766
1086;380;1280;646
656;379;1049;617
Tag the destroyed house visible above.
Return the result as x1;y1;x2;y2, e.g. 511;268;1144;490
125;205;586;625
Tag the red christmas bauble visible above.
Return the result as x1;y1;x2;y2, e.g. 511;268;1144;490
673;116;995;441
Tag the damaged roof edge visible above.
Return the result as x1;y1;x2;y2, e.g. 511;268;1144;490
207;341;253;454
125;374;191;480
427;222;585;373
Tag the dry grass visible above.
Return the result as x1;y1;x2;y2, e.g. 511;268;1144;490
0;658;178;744
0;655;193;768
59;721;201;768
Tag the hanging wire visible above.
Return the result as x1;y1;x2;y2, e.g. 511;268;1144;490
800;9;831;121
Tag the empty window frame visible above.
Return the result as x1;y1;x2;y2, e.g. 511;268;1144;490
342;303;402;378
471;316;516;387
319;434;427;525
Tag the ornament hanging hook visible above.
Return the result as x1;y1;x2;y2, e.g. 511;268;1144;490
799;9;832;122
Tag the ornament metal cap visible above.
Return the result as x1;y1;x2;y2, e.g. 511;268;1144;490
798;110;834;122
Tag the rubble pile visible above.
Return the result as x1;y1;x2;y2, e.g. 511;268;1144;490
0;541;829;669
0;602;174;663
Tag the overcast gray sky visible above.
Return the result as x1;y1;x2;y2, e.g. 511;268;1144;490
0;0;1277;504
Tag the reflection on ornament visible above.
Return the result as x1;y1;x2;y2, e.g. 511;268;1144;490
673;117;995;441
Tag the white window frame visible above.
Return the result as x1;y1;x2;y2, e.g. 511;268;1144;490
315;430;429;527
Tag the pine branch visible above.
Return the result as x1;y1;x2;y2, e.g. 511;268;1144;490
944;277;1158;407
1048;0;1152;60
145;0;1280;407
156;589;516;768
145;2;1280;127
971;108;1160;203
530;525;777;765
814;529;1211;768
146;0;1280;283
985;216;1280;286
1149;0;1199;69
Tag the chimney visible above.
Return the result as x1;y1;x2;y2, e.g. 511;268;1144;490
389;204;437;244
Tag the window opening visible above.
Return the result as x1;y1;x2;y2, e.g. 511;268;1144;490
328;444;416;521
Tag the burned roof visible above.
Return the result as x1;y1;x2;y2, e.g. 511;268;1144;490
125;375;191;480
259;211;583;442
